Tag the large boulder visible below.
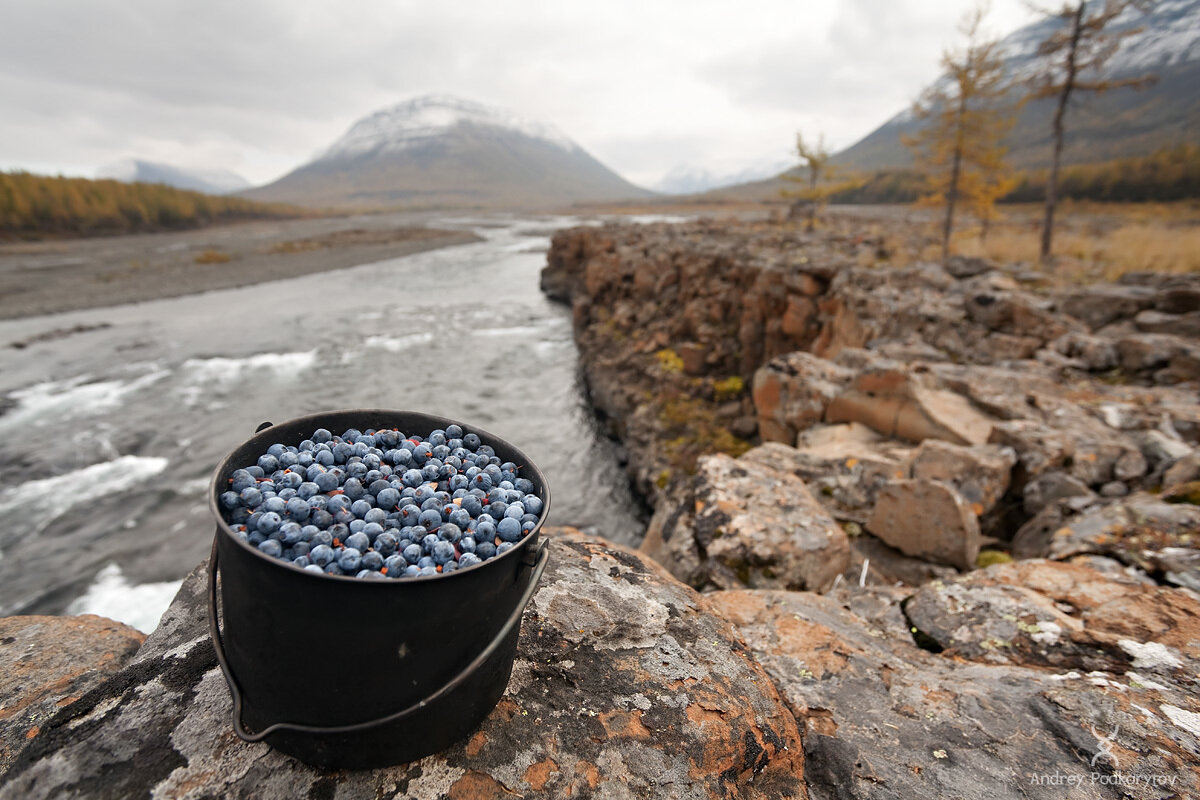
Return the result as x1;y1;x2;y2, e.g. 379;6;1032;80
0;615;145;776
709;561;1200;800
642;454;849;593
905;439;1016;516
865;479;982;570
825;367;997;446
0;531;807;800
752;352;853;444
740;429;910;524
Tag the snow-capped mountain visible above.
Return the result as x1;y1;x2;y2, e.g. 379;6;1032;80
835;0;1200;170
246;95;652;209
653;160;793;196
97;159;251;195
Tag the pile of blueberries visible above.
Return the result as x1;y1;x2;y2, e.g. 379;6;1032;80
218;424;544;579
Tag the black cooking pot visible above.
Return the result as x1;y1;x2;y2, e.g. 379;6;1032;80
206;409;550;769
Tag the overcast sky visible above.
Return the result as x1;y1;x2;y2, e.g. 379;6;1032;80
1;0;1038;189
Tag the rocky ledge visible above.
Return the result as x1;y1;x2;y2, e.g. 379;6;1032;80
3;529;1198;799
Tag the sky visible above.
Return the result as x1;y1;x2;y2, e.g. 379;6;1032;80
0;0;1039;190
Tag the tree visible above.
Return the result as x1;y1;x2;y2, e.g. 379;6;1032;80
904;5;1017;263
781;132;834;232
1029;0;1156;261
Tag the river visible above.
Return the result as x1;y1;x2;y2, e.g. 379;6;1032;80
0;214;672;632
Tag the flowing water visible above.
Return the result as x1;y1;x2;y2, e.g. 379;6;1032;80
0;215;673;632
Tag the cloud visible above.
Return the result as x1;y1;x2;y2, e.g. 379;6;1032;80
0;0;1037;185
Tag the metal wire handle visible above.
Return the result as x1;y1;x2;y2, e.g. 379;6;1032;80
207;535;550;742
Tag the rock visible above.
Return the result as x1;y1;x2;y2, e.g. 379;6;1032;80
866;479;981;570
709;580;1200;800
740;431;909;524
1057;285;1157;330
988;421;1076;488
943;254;994;279
1;531;808;800
0;615;145;776
964;290;1078;342
1099;481;1130;498
905;439;1016;515
847;533;959;587
1011;506;1069;559
1134;309;1200;338
642;454;849;592
1022;471;1096;516
825;368;996;446
752;352;852;444
1156;286;1200;314
905;559;1200;676
1117;333;1200;382
1140;429;1193;466
1043;495;1200;591
1164;452;1200;487
1049;331;1119;371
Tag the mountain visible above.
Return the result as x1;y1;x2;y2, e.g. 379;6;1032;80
835;0;1200;171
244;95;654;210
653;160;793;195
97;159;251;195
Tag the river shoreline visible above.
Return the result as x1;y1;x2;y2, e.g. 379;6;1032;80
0;212;483;321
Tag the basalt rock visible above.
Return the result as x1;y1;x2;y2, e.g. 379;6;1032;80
0;530;808;800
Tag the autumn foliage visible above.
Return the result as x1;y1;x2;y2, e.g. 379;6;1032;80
0;172;304;238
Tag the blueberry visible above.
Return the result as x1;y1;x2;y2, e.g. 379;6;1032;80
361;550;385;571
497;517;523;542
309;544;335;567
458;552;482;568
345;531;370;552
257;511;282;534
258;539;283;558
402;543;423;564
338;548;363;572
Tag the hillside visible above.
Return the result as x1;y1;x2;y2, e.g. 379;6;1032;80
835;0;1200;170
97;159;252;195
245;95;654;210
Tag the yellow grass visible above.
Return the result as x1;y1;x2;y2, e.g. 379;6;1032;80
194;249;232;264
928;202;1200;283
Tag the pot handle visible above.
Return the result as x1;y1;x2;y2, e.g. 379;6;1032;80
206;535;550;742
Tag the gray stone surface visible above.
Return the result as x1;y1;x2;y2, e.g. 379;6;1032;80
0;530;807;800
866;479;981;570
0;615;144;776
642;454;849;593
709;560;1200;800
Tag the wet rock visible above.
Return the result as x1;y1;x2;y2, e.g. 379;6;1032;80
1023;471;1097;516
1;532;808;800
866;479;981;570
905;439;1016;516
709;582;1200;800
740;430;909;524
0;615;145;776
825;367;996;446
752;352;852;444
642;454;849;592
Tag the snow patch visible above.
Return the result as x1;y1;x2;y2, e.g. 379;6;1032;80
66;563;184;634
322;95;579;160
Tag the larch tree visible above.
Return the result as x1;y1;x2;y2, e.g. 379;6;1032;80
1029;0;1157;261
905;5;1017;263
782;132;834;232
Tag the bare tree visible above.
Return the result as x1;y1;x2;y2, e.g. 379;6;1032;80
1029;0;1157;261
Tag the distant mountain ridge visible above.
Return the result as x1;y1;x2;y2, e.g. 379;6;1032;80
245;95;652;210
653;160;792;195
834;0;1200;171
97;159;251;195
